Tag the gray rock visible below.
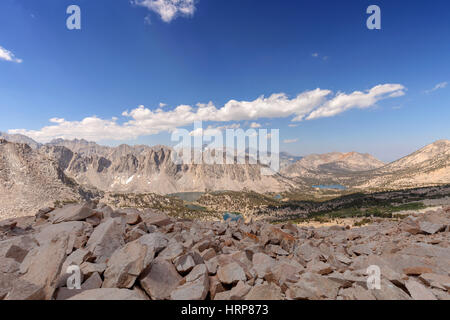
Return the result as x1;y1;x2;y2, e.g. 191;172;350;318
405;279;437;300
139;232;169;267
5;279;46;300
419;221;446;235
419;273;450;291
217;262;247;285
252;253;276;278
245;283;282;300
0;273;17;299
306;260;333;275
20;233;70;299
186;264;208;282
141;210;171;227
139;258;182;300
230;281;251;300
214;290;231;300
338;285;376;300
201;248;216;261
50;203;95;224
209;275;225;299
86;218;125;263
35;221;92;253
103;240;147;288
371;279;411;300
68;288;147;300
80;262;107;277
174;254;196;274
158;242;184;261
266;261;303;284
170;276;209;300
60;248;91;276
286;272;341;300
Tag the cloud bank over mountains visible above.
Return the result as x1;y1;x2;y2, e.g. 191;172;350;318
9;84;405;143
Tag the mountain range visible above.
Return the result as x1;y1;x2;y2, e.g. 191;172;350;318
354;139;450;190
0;132;449;218
280;151;385;183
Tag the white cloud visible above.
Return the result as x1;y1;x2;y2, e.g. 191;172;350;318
189;127;221;137
133;0;196;23
9;84;405;143
306;84;405;120
188;123;240;137
425;82;447;94
283;138;298;144
49;118;66;124
159;102;167;108
250;122;261;128
0;46;22;63
312;53;319;58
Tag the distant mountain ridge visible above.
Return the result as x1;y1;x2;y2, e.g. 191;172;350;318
355;140;450;190
281;151;385;182
0;132;448;219
0;131;42;149
37;138;296;194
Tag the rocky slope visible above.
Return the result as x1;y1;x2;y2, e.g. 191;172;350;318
0;140;83;220
0;202;449;300
281;151;385;185
355;140;450;190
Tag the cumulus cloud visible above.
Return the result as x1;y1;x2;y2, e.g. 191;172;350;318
9;84;405;143
283;138;298;144
306;84;405;120
424;82;447;94
0;46;22;63
133;0;196;23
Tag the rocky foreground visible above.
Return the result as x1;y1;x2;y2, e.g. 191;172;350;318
0;203;449;300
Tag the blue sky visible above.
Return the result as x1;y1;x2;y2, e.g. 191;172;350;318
0;0;449;162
